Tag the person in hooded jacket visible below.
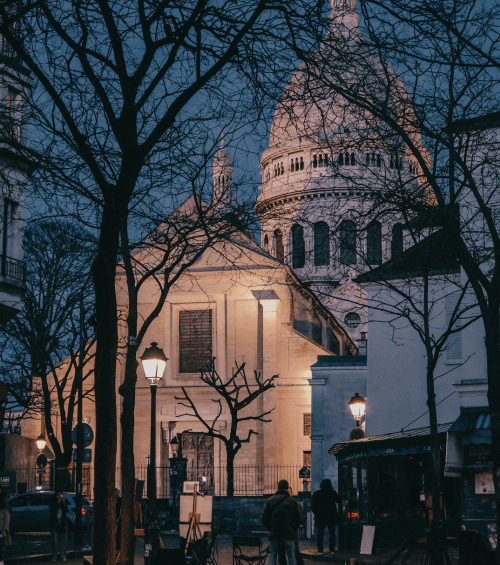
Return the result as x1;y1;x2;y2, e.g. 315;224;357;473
311;479;340;554
262;479;302;565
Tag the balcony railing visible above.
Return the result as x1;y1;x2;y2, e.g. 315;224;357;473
0;254;26;283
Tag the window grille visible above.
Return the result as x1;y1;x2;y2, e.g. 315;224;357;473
303;414;311;436
179;310;212;373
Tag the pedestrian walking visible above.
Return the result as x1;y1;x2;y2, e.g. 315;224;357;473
262;479;302;565
0;490;12;565
278;487;306;565
311;479;340;555
49;491;69;562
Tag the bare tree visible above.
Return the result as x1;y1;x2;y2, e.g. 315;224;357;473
0;2;313;561
175;359;278;497
0;219;95;483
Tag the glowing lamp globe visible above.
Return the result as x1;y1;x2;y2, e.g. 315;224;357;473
36;434;46;451
348;392;366;421
140;342;168;385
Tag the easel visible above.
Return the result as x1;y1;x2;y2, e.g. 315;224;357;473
184;490;204;554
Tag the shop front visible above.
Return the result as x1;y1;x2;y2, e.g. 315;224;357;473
330;424;461;550
445;407;495;551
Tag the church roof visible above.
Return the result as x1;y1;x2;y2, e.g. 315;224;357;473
355;228;460;283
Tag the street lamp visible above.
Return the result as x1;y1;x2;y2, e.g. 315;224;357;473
348;392;367;428
140;342;168;565
36;434;46;451
35;435;47;491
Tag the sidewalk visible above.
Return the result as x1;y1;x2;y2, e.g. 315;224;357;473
3;535;459;565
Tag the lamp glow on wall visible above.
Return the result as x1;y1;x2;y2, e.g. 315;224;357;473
348;392;366;428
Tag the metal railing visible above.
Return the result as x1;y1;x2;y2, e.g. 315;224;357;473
6;463;310;500
0;254;26;282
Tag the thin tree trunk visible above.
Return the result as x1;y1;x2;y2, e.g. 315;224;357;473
91;203;120;565
119;346;139;565
226;445;235;497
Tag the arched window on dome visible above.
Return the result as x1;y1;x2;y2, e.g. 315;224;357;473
324;154;329;166
280;162;284;175
318;154;324;167
313;155;318;168
290;159;294;172
391;223;403;258
263;234;269;252
300;157;304;170
351;153;355;166
338;154;344;166
314;222;330;266
291;224;305;269
274;229;284;262
367;221;382;265
339;220;357;265
377;155;381;167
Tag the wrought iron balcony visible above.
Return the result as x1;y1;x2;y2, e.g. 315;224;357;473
0;254;26;283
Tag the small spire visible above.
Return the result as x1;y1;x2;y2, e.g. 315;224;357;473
330;0;359;28
213;136;233;210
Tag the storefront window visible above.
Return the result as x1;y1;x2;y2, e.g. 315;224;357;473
340;463;350;521
405;455;426;519
360;460;368;522
350;465;359;522
377;457;398;520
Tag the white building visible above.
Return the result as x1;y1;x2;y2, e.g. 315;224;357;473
0;26;34;323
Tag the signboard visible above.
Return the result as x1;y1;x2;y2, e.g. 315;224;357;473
299;467;310;479
71;423;94;447
73;448;92;463
0;472;16;492
36;469;46;475
360;525;375;554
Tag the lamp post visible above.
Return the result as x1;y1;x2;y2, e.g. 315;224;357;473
348;393;367;440
35;434;46;490
141;342;168;565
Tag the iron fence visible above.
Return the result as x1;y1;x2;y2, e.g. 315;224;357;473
5;463;310;500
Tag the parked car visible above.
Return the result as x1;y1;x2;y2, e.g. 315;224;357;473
9;491;92;534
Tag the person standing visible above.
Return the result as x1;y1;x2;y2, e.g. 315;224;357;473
311;479;340;555
0;491;12;565
49;491;69;562
262;479;302;565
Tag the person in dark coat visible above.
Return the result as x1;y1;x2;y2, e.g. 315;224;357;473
262;479;302;565
278;487;306;565
49;491;69;562
311;479;340;554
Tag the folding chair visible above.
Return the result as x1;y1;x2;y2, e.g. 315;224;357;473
190;531;219;565
233;536;269;565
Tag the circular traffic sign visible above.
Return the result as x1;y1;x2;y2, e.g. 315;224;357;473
350;427;365;441
36;453;47;469
71;423;94;447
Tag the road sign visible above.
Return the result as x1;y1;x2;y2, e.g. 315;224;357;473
36;469;46;475
350;427;365;440
299;466;310;479
73;448;92;463
71;423;94;447
36;453;48;469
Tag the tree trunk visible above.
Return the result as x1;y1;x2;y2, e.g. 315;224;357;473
119;346;139;565
91;202;120;565
483;308;500;565
226;444;235;497
426;363;448;565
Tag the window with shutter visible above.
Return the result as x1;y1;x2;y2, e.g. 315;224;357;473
445;293;462;364
179;309;213;373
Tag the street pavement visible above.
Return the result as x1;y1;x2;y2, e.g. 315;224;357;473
3;533;459;565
